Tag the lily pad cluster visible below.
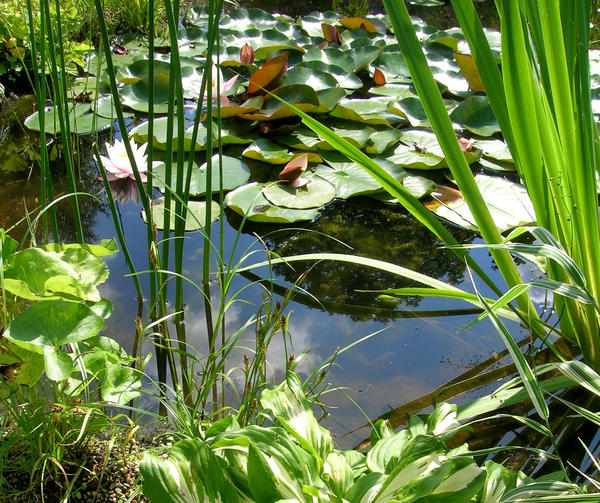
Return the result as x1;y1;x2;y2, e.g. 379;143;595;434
25;6;540;230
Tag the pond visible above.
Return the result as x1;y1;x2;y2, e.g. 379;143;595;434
0;0;543;451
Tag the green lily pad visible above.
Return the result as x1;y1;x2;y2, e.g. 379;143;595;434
243;138;293;164
281;66;340;92
373;52;411;83
222;29;305;59
369;83;417;99
148;198;221;231
330;100;393;126
474;139;513;163
240;84;319;121
120;80;171;113
312;163;381;199
25;103;113;134
426;174;535;232
262;176;336;209
220;8;282;31
387;143;445;170
299;12;341;37
299;60;363;90
365;128;403;154
92;94;134;119
225;182;319;223
389;97;430;128
350;44;384;71
315;88;347;113
302;47;355;71
151;155;250;196
450;96;500;136
131;118;209;151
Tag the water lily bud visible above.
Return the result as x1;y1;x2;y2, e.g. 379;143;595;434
240;42;254;64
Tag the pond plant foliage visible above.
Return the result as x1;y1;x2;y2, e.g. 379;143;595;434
3;0;600;500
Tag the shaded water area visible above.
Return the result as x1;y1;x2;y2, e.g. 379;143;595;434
0;0;546;452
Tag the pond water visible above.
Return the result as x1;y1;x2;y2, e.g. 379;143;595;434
1;88;532;448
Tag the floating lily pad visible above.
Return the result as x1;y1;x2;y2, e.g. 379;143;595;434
225;182;319;223
152;155;250;196
365;128;403;154
25;103;113;135
131;118;209;151
243;138;293;164
389;97;430;128
281;66;339;92
330;99;393;126
425;174;535;232
312;164;381;199
222;29;305;59
241;84;319;120
474;139;513;163
92;94;134;119
148;198;221;231
262;176;336;209
450;96;500;136
302;47;355;70
298;60;363;90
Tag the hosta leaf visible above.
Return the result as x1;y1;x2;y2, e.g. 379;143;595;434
261;371;333;462
225;182;319;223
141;439;239;503
262;176;336;209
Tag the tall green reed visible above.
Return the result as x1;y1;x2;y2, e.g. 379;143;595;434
382;0;600;368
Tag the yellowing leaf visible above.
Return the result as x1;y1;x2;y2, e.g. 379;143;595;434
340;17;377;33
248;53;288;95
454;53;485;92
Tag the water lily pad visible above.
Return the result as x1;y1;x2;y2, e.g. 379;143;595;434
366;128;403;154
330;99;394;125
315;88;347;113
120;80;171;113
474;139;513;163
241;84;320;120
350;44;384;71
313;163;381;199
299;12;341;37
243;138;293;164
425;174;536;232
225;182;319;223
298;60;363;90
222;29;305;59
389;97;430;128
220;8;282;31
152;155;250;196
25;103;113;134
450;96;500;136
131;118;209;151
373;52;411;83
148;198;221;231
262;175;335;209
369;83;417;99
281;66;339;92
92;94;134;119
302;47;355;70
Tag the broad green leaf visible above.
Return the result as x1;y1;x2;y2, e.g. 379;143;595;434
424;458;485;503
281;66;340;92
225;182;319;223
247;443;285;502
324;452;354;498
152;155;250;196
261;371;333;462
262;176;336;209
299;60;363;90
24;103;113;134
426;174;535;232
141;439;239;502
389;96;430;128
131;118;208;151
366;129;403;154
4;300;104;381
313;164;382;199
302;46;355;70
92;94;134;119
3;247;109;302
147;198;221;231
242;138;293;164
450;96;500;136
102;362;142;404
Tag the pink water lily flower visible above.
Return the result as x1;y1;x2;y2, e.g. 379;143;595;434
100;138;160;182
210;66;238;106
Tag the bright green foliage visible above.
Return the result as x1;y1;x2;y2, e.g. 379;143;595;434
140;372;586;503
0;231;142;402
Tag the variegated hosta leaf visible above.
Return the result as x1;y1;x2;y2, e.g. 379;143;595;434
423;457;485;502
323;452;354;498
479;460;529;503
426;402;460;437
260;371;333;462
140;439;239;503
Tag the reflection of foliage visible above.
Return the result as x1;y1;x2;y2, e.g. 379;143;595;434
332;0;370;17
233;197;475;321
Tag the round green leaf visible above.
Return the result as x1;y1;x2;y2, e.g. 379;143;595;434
148;198;221;231
281;66;340;92
243;139;293;164
25;103;113;135
450;96;500;136
313;164;381;199
262;176;336;209
225;182;319;223
299;61;363;90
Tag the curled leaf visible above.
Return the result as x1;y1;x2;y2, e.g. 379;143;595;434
321;23;342;45
373;68;386;86
248;53;288;95
280;153;309;186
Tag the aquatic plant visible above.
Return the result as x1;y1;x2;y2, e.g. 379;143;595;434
99;138;159;182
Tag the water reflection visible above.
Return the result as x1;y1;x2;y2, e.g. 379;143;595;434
228;196;476;320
